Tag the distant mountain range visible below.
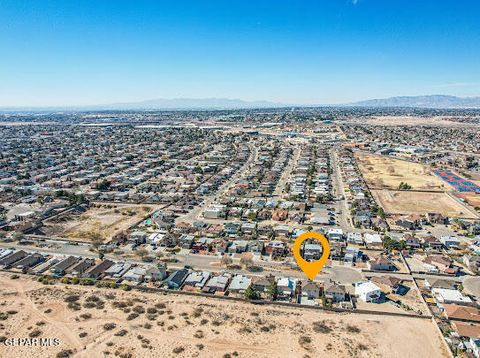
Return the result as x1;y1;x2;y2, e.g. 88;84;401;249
347;95;480;109
2;95;480;112
103;97;283;110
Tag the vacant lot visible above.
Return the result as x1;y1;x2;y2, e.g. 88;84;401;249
371;190;478;219
0;274;448;358
355;153;444;190
455;192;480;209
42;204;155;242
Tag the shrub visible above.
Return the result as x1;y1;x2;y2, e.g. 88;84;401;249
126;313;138;321
346;325;360;334
64;295;80;303
29;329;42;338
80;313;92;320
313;321;332;334
103;323;116;331
56;350;74;358
114;329;128;337
172;347;184;354
133;306;145;314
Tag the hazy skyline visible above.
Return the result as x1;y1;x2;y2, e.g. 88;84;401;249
1;0;480;107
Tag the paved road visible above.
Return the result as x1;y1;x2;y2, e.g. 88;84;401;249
272;144;300;197
0;240;363;285
331;149;353;230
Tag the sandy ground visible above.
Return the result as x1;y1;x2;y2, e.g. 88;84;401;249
42;204;155;242
371;189;478;219
455;192;480;208
0;273;449;358
355;153;444;190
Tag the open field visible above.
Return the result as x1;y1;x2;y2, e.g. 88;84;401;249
355;153;444;190
0;274;448;358
41;204;155;242
455;192;480;208
371;189;478;219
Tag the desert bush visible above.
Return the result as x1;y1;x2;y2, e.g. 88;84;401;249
146;307;157;314
313;321;332;334
29;329;42;338
114;329;128;337
103;323;116;331
192;307;203;318
132;305;145;314
126;313;138;321
172;347;184;354
346;325;361;334
64;295;80;303
56;350;74;358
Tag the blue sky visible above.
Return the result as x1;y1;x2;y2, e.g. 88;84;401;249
1;0;479;106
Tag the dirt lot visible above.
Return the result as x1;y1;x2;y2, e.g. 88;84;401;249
0;274;448;358
41;204;155;242
355;153;444;190
371;189;478;219
455;192;480;209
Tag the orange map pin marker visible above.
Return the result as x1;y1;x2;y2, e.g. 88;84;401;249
293;231;330;280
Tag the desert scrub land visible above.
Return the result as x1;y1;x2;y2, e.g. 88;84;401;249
0;273;449;358
41;204;155;243
355;153;444;190
371;189;478;219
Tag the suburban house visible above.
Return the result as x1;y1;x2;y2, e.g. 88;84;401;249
165;268;190;289
423;255;454;273
183;271;211;289
301;281;322;299
371;275;404;294
82;259;114;279
440;236;461;249
432;288;472;304
355;281;382;303
251;275;275;296
444;304;480;323
276;277;297;300
303;243;322;261
368;256;397;271
324;281;347;302
202;273;232;294
364;233;383;247
228;274;252;295
423;235;443;251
